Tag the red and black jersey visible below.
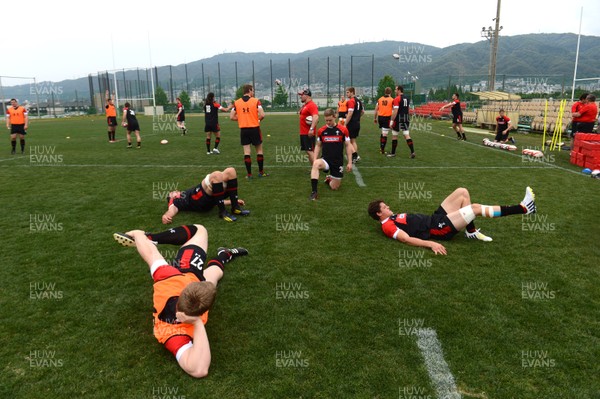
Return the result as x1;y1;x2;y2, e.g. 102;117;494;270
317;124;350;165
496;115;511;132
176;102;185;121
347;97;363;125
205;101;222;125
381;213;432;240
451;100;462;117
169;184;217;212
393;95;411;123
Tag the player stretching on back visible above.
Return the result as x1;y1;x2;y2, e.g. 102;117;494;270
113;224;248;378
368;186;536;255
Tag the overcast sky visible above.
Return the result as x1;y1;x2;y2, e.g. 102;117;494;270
3;0;599;84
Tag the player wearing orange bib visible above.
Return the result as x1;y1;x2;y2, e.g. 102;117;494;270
113;224;248;378
374;87;394;154
337;95;348;125
230;84;268;178
6;99;28;155
105;91;117;142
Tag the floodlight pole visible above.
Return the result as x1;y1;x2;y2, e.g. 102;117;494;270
481;0;502;91
490;0;502;91
571;7;583;101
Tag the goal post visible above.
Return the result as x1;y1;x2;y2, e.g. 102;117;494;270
90;67;156;115
0;75;41;118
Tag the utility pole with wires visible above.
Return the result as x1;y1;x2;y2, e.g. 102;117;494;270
481;0;502;91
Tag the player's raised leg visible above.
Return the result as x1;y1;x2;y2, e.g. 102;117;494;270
445;187;536;234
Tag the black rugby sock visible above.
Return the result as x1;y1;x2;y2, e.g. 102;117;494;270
146;225;199;245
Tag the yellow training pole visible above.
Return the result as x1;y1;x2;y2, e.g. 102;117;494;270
542;100;548;148
551;99;566;151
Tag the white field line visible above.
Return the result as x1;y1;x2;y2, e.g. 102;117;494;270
416;328;462;399
352;165;367;187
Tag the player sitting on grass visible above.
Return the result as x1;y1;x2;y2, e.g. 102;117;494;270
162;167;250;224
113;224;248;378
368;187;536;255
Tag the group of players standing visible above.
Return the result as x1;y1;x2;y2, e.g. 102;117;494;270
99;84;469;205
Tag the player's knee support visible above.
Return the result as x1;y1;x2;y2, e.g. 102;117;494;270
459;205;476;224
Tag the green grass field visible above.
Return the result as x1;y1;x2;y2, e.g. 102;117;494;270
1;113;599;399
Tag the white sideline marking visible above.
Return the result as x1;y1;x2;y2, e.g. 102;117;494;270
416;328;462;399
352;165;366;187
1;164;557;169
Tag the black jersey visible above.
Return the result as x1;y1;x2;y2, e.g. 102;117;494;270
169;184;216;212
348;97;363;125
317;123;350;165
394;95;411;123
204;102;222;126
124;107;138;125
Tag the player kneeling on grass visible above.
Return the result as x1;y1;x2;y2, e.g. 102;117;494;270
113;225;248;378
494;109;516;144
368;187;536;255
162;167;250;224
309;108;353;200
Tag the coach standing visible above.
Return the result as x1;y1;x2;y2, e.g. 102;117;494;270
6;98;28;155
298;88;319;167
